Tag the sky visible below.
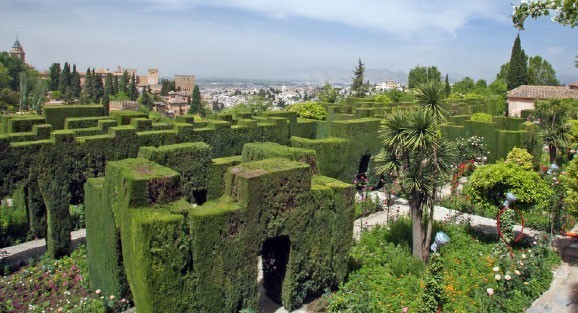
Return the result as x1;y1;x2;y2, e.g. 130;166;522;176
0;0;577;83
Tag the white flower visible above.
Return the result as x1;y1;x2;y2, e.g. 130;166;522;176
515;270;521;275
522;254;527;259
487;288;494;296
495;274;501;281
493;266;500;272
505;274;512;281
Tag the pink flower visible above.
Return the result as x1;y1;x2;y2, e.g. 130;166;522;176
96;289;101;295
487;288;494;296
403;307;409;312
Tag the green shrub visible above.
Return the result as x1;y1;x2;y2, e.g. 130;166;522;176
327;222;560;313
464;161;553;212
286;101;327;120
471;113;493;123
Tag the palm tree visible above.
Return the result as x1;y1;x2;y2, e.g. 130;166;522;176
375;82;454;262
535;99;574;164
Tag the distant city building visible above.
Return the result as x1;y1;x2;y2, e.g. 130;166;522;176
9;37;25;63
376;80;402;91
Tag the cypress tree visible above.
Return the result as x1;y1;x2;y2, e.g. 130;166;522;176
351;58;366;97
188;85;202;114
119;71;129;94
58;62;71;94
48;63;60;91
71;64;81;98
444;74;451;96
128;74;138;101
83;67;94;101
507;34;528;90
112;75;119;95
93;69;104;103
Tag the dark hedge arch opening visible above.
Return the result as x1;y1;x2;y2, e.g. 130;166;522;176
357;153;371;177
192;189;207;205
261;236;291;304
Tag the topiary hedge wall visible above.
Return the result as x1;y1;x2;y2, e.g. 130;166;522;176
139;142;212;204
1;114;46;134
89;156;355;313
43;105;105;130
241;142;319;173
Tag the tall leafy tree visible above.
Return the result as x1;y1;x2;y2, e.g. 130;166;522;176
351;58;366;97
0;51;28;90
138;88;154;112
507;34;528;90
527;55;560;86
319;81;338;103
452;77;475;94
408;65;442;89
159;79;174;96
48;63;60;91
188;85;202;114
375;81;453;261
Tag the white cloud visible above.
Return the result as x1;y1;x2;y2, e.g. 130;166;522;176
136;0;505;38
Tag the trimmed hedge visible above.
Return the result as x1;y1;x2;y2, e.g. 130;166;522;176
1;114;46;134
139;142;212;204
85;177;130;301
64;116;115;129
89;156;355;313
290;136;350;179
110;110;148;126
241;142;319;173
43;105;105;130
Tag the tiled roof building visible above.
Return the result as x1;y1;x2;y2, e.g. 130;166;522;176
506;83;578;116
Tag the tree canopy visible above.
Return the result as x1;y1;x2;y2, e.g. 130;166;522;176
351;58;366;97
407;65;442;89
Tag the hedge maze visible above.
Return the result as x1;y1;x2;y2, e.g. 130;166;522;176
0;97;535;311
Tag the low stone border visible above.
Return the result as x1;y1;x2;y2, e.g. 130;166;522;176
1;229;86;272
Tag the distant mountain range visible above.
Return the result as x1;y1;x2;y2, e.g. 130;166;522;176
199;67;577;86
265;67;467;86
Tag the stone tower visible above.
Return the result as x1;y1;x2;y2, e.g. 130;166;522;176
10;37;25;63
147;69;159;86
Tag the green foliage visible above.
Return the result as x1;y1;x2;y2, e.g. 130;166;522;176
562;157;578;216
351;58;366;97
408;65;442;89
470;113;493;123
464;160;553;212
455;136;489;163
286;101;326;120
188;85;202;115
327;222;559;313
527;55;559;86
43;104;105;130
505;147;534;170
507;35;528;90
513;0;578;29
318;81;339;103
419;253;447;312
